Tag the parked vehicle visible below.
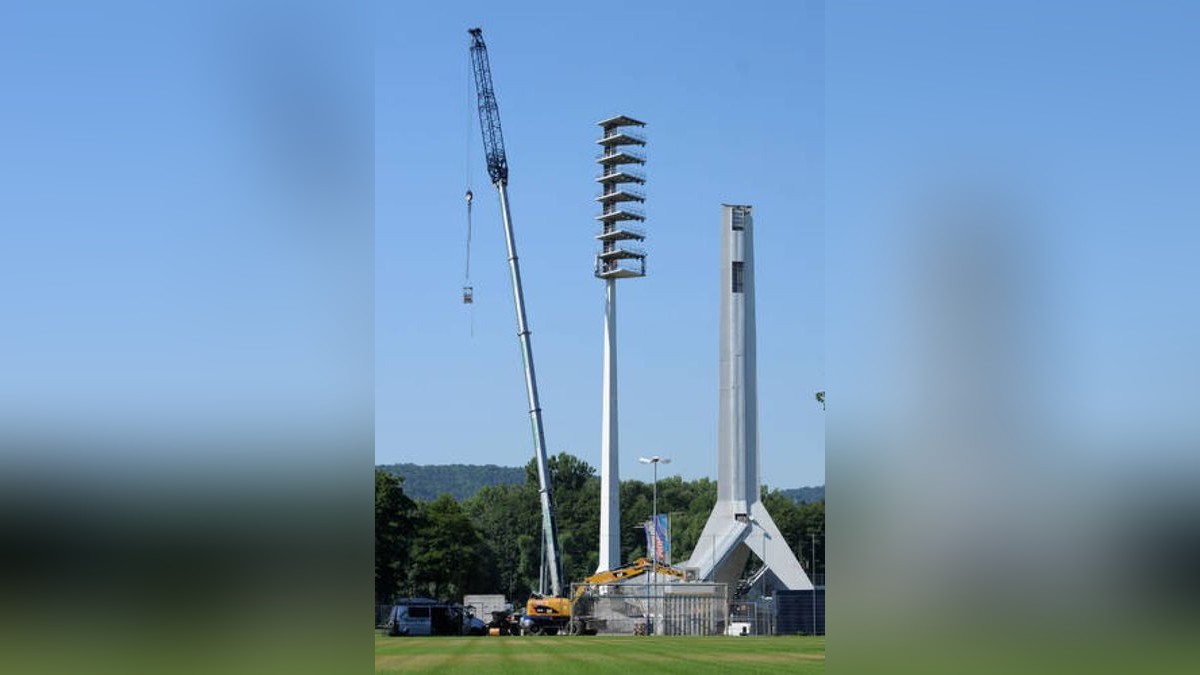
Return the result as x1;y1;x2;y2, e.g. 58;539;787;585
463;595;510;626
384;598;486;637
519;596;573;636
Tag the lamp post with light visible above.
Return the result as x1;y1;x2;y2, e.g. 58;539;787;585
638;455;670;635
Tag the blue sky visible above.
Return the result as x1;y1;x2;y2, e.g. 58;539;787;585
375;1;827;487
378;0;1200;486
822;1;1200;453
5;0;1193;490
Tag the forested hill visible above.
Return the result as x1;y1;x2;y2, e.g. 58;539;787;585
780;486;825;504
377;463;525;501
379;462;823;503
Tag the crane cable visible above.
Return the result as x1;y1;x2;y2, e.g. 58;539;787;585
464;193;473;284
463;49;476;335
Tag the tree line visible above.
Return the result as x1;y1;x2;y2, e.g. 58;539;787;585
375;462;525;501
375;453;825;603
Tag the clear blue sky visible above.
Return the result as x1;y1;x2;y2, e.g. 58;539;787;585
375;1;827;487
5;1;1193;490
822;1;1200;455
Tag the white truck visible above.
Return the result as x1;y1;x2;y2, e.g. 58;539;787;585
384;598;486;637
462;595;509;627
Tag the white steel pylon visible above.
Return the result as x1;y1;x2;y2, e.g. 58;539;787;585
595;115;647;574
685;205;814;591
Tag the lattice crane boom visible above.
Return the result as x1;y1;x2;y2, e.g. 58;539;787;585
467;27;563;598
468;28;509;187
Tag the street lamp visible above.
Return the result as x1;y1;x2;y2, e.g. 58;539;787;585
809;530;823;636
638;455;670;635
631;522;651;635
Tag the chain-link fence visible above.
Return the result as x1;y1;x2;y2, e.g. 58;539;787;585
571;581;728;636
728;599;776;635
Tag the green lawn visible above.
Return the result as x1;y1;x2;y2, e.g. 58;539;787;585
375;634;825;674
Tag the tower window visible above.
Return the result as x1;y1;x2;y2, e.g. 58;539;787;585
732;209;745;230
732;261;744;293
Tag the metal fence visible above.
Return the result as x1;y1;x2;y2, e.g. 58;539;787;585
571;581;728;636
776;589;825;636
728;599;776;636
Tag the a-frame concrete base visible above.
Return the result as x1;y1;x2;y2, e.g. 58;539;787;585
686;499;813;591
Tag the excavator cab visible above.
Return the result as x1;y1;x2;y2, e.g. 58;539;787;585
520;596;572;635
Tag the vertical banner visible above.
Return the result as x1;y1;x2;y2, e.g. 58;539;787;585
644;520;655;562
649;513;671;565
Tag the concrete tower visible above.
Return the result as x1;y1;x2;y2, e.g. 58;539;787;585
594;115;647;573
685;205;813;591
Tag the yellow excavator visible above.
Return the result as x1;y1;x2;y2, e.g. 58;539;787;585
577;557;687;591
520;557;686;635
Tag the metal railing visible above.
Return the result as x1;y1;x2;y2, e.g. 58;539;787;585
597;128;647;145
597;186;646;202
595;225;646;240
597;204;645;220
597;243;647;259
594;257;647;278
596;149;646;164
597;168;645;182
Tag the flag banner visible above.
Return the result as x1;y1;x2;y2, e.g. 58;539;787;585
644;520;655;563
651;513;671;565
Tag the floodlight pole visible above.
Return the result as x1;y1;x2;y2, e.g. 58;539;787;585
595;115;647;575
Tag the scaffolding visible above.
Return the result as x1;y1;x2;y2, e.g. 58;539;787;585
571;581;728;636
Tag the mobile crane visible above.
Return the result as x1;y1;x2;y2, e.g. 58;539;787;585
468;28;688;637
467;26;566;615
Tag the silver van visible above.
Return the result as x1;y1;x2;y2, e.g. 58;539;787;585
385;599;486;636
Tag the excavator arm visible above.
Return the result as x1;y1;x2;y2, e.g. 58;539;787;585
573;557;686;599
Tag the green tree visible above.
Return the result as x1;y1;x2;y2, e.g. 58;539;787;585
522;453;601;590
375;470;418;602
796;499;825;579
408;494;489;599
395;453;824;600
463;482;540;599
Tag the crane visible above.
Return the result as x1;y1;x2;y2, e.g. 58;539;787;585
468;27;564;599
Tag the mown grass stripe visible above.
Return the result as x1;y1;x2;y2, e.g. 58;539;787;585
375;634;825;674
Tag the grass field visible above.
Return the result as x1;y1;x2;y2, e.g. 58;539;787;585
375;634;825;674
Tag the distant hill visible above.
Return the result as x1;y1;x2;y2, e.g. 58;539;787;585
379;462;823;504
378;463;525;501
780;485;825;504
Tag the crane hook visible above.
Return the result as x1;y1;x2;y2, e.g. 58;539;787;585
463;188;474;306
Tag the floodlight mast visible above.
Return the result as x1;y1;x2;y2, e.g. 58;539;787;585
468;27;563;598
